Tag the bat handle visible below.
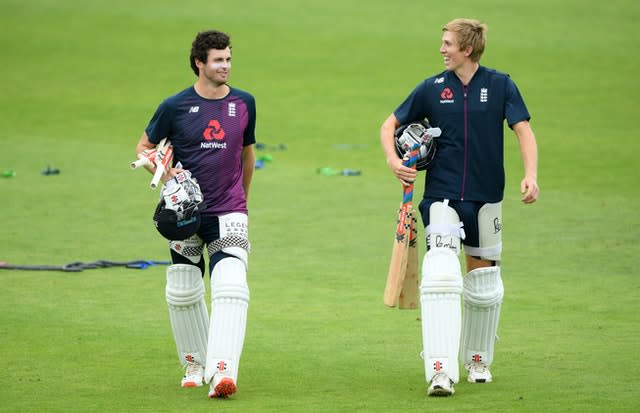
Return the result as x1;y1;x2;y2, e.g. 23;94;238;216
400;143;419;205
402;142;421;168
150;165;164;189
150;145;174;189
130;158;150;169
130;148;157;169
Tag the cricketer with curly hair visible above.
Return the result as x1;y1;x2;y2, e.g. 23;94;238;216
135;29;257;399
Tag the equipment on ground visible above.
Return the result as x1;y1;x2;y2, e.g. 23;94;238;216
0;259;169;272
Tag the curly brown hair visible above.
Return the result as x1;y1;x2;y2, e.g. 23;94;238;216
190;30;231;76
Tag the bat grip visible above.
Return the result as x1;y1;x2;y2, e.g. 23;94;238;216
150;146;174;189
400;143;419;206
402;144;421;168
130;158;151;169
402;184;414;205
150;165;164;189
130;148;157;169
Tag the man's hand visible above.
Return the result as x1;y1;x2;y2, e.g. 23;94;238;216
388;156;417;186
520;175;539;203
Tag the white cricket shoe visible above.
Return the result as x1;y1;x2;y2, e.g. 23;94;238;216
208;374;237;398
466;362;492;383
427;373;455;396
181;362;204;387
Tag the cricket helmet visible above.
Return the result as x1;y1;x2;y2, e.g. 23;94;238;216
152;170;205;241
394;119;438;171
153;199;202;241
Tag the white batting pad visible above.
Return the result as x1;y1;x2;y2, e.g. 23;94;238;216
165;264;209;367
217;212;249;269
420;248;463;383
426;200;465;255
464;202;503;261
460;266;504;367
204;257;250;384
170;235;204;264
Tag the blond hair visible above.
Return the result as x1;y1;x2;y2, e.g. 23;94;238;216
442;18;488;62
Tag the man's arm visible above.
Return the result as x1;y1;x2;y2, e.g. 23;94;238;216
380;114;417;185
512;120;539;203
242;144;256;201
135;132;158;176
135;132;181;182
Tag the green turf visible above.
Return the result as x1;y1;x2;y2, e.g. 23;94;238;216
1;0;639;412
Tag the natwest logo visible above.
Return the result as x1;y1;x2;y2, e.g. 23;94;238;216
439;87;454;104
440;87;454;100
203;119;225;141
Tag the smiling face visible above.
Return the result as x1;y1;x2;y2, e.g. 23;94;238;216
439;30;471;72
196;47;232;86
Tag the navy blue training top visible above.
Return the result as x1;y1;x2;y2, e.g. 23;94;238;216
145;86;256;216
394;66;530;203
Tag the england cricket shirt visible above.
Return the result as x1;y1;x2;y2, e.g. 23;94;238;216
145;86;256;216
394;66;530;203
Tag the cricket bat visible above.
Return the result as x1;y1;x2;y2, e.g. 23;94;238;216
150;138;174;189
129;138;174;189
398;209;419;309
383;143;421;307
130;148;158;169
383;205;411;307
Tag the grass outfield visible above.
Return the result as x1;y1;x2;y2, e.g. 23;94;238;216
1;0;638;412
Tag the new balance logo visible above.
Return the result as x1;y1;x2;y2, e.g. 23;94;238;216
189;106;200;113
228;103;236;117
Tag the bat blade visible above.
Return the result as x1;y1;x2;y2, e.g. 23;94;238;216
383;205;411;307
398;209;419;309
384;142;420;308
